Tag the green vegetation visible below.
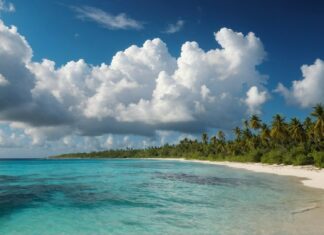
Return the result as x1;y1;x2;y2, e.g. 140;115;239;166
53;104;324;168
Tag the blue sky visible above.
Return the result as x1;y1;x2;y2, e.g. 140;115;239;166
0;0;323;157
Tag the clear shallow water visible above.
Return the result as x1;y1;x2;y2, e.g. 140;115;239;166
0;159;324;235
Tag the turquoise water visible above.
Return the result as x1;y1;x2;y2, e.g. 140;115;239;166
0;159;324;235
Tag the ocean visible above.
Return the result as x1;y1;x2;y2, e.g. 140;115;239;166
0;159;323;235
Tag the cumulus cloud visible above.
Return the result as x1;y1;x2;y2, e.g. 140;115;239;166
0;0;15;13
0;20;34;115
72;6;143;30
0;21;72;127
0;19;269;146
164;20;185;34
276;59;324;108
245;86;269;114
0;127;25;148
0;73;9;86
102;135;114;149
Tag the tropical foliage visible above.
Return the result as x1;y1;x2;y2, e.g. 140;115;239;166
54;104;324;168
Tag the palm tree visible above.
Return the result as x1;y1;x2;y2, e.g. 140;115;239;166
270;114;288;145
249;115;262;149
202;132;208;145
243;120;250;129
260;123;271;147
210;136;217;146
250;115;262;131
303;117;315;144
217;131;226;143
241;127;253;151
208;136;218;155
180;138;189;145
311;104;324;142
216;131;226;152
233;127;242;141
303;117;314;131
289;118;306;144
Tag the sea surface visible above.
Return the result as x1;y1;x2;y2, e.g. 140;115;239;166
0;159;324;235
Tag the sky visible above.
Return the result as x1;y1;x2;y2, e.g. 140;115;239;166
0;0;323;158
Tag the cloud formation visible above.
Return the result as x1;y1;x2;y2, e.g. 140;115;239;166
0;0;15;13
73;6;143;30
164;20;185;34
245;86;269;114
276;59;324;108
0;128;23;147
0;19;269;145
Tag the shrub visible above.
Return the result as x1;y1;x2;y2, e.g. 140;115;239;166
261;148;287;164
313;152;324;168
290;145;306;154
293;153;314;165
282;152;294;165
281;145;305;165
245;149;263;162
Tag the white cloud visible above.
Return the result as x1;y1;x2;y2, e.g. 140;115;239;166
0;19;269;147
0;0;15;13
276;59;324;108
245;86;269;114
63;135;72;146
103;135;114;149
0;20;36;116
0;127;25;148
0;73;9;86
73;6;143;30
164;20;185;34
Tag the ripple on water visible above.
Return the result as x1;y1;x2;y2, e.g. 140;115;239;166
0;159;324;235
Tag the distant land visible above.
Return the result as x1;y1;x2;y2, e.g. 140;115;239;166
53;105;324;168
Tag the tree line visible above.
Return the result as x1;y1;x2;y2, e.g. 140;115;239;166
54;104;324;168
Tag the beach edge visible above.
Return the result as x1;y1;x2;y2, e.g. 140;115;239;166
141;158;324;190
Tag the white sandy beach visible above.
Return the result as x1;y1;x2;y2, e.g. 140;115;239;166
145;158;324;190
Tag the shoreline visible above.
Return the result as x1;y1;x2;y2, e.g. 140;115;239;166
140;157;324;232
141;158;324;190
49;156;324;190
